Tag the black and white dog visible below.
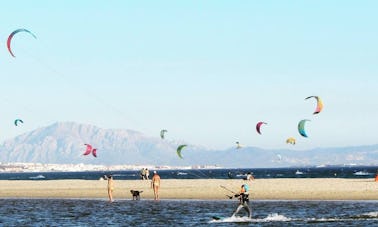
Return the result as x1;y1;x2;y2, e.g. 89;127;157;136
130;190;143;200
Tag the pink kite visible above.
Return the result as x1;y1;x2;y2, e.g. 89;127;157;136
83;144;97;157
83;144;93;155
256;122;267;135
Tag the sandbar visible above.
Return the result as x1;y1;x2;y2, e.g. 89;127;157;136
0;178;377;200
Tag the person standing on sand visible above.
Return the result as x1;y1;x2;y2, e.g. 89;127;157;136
246;172;254;181
151;171;161;200
106;175;114;202
145;168;150;180
140;168;145;180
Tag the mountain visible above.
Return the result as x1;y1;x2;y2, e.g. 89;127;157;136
0;122;377;167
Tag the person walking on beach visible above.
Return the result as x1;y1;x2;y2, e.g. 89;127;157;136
232;184;252;218
151;171;161;200
140;168;146;180
145;168;150;180
106;175;114;202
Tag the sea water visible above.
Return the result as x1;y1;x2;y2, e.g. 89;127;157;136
0;199;376;226
1;166;377;180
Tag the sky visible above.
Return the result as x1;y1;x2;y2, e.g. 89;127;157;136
0;1;377;150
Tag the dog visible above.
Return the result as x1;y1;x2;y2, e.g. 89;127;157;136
130;190;143;200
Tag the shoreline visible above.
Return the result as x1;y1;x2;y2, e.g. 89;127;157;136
0;178;376;200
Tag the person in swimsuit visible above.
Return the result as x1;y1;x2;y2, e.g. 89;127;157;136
151;171;161;200
106;175;114;202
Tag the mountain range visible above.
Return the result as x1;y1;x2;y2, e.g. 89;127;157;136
0;122;377;168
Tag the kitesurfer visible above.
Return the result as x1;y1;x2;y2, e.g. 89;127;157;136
151;171;161;200
231;184;252;218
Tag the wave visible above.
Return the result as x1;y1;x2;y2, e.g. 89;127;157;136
112;174;136;177
360;211;378;218
209;211;378;224
209;213;291;223
29;174;46;180
302;211;378;223
353;171;374;176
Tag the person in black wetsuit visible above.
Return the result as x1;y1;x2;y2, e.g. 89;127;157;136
231;184;252;218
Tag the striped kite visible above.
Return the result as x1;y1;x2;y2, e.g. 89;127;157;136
7;28;37;57
305;96;323;115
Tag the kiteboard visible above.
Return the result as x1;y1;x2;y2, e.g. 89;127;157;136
212;216;223;220
211;215;252;222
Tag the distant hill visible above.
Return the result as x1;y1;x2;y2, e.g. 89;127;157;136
0;122;377;167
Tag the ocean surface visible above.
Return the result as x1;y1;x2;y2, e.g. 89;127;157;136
0;166;377;180
0;199;377;226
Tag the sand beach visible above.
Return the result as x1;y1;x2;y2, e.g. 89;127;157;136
0;178;377;200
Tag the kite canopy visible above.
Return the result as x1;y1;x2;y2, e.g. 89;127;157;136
92;149;97;157
305;96;323;115
160;129;168;139
83;144;93;155
83;143;99;157
298;119;310;138
236;141;242;149
83;144;98;157
286;137;296;145
7;28;37;58
176;144;187;159
256;122;267;135
14;119;24;126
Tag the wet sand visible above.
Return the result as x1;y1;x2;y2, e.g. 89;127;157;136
0;178;377;200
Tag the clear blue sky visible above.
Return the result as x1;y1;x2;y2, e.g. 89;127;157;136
0;1;377;150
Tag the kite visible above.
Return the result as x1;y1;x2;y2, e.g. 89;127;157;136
236;141;243;149
7;28;37;58
298;119;310;138
14;119;24;126
176;144;187;159
286;137;296;145
277;154;282;161
160;129;168;139
83;144;97;157
305;96;323;115
92;149;97;158
256;122;267;135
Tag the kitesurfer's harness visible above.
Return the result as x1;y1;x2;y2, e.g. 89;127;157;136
235;192;249;203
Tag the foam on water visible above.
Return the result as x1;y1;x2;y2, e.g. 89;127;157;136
209;213;291;223
263;213;292;222
361;211;378;218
